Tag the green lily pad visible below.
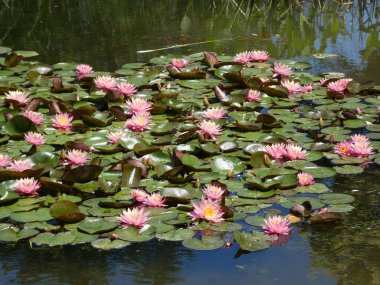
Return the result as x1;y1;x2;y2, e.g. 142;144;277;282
211;156;246;175
91;238;131;250
78;217;118;234
115;226;155;242
30;232;76;246
319;193;355;204
182;235;225;251
333;165;364;175
233;230;270;252
245;215;265;227
10;208;53;223
156;228;195;241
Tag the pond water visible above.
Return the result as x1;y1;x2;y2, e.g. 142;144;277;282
0;0;379;284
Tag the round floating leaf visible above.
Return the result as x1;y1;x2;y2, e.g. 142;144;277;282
296;183;330;193
237;189;275;199
0;227;39;242
344;119;366;129
63;165;103;183
181;154;204;169
211;156;245;175
78;218;118;234
14;50;39;57
182;235;225;251
301;166;336;178
30;232;76;246
156;228;195;241
0;181;19;204
3;115;37;136
333;165;364;175
91;238;131;250
49;200;85;223
233;230;270;252
10;208;53;223
115;226;155;242
319;193;355;204
328;204;355;213
245;215;265;227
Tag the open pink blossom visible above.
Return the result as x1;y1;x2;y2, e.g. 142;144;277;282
131;189;149;203
327;78;352;93
203;184;225;201
0;154;11;168
234;51;252;64
281;79;301;95
350;140;373;157
171;58;189;69
334;141;353;156
300;83;313;93
125;112;151;132
117;207;150;228
22;110;44;126
51;113;73;131
249;50;269;62
312;208;329;216
351;134;370;144
284;144;307;160
202;107;227;120
107;131;126;143
272;63;292;77
5;91;29;105
143;193;166;208
14;177;41;196
8;159;34;172
126;98;153;115
76;64;93;80
197;121;222;139
265;143;286;160
24;132;45;146
319;78;329;86
65;149;89;165
188;197;224;223
247;89;261;102
94;75;117;92
261;215;291;235
297;172;315;186
116;82;137;96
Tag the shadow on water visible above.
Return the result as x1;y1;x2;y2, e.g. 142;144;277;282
0;0;379;284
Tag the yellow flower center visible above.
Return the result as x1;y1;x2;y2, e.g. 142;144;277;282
58;117;67;124
135;117;145;124
204;205;216;219
339;145;348;153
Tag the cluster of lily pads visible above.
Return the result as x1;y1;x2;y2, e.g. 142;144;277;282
0;46;379;251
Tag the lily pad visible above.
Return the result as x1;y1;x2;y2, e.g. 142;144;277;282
182;235;225;251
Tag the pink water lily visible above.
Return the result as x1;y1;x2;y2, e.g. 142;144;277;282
197;121;222;139
8;159;34;172
297;172;315;186
125;112;151;132
126;97;153;115
131;189;149;203
334;140;353;156
249;50;269;62
116;82;137;96
117;207;150;228
234;51;252;64
14;177;41;196
171;58;189;69
107;131;126;144
327;78;352;94
76;64;93;80
334;134;373;158
247;89;261;102
65;149;89;165
261;215;291;235
202;107;227;120
24;132;45;146
94;75;117;92
203;184;225;201
265;143;286;160
143;193;166;208
22;110;44;126
5;90;29;105
51;113;73;131
188;197;224;223
284;144;307;160
0;154;11;168
281;79;301;95
272;63;292;78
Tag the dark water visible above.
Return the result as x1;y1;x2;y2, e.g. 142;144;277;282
0;1;380;284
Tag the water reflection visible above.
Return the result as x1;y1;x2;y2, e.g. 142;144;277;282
0;0;379;83
300;167;380;285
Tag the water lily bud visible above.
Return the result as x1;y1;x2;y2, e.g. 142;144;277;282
141;156;149;166
147;157;153;167
329;135;334;143
227;168;234;178
194;179;200;188
203;97;209;106
264;154;271;167
318;117;324;128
